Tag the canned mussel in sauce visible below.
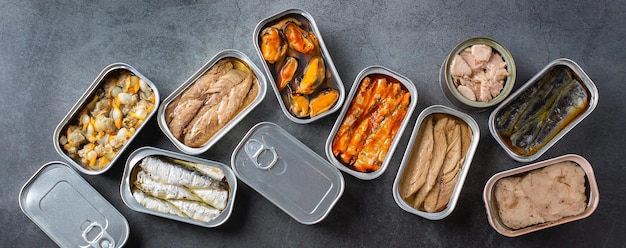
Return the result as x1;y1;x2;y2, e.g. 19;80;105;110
483;154;599;237
489;58;598;162
254;8;345;123
157;49;266;155
393;105;479;220
120;146;237;228
54;63;160;175
326;66;418;180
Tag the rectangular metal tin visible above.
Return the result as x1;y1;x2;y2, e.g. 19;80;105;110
231;122;345;225
19;162;130;247
156;49;267;155
488;58;599;162
53;63;160;175
325;66;418;180
483;154;599;237
253;8;345;124
392;105;480;220
120;146;237;228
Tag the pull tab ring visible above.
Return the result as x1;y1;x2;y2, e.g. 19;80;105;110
244;139;278;170
81;221;115;248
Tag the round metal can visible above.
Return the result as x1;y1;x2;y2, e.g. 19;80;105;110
440;37;516;112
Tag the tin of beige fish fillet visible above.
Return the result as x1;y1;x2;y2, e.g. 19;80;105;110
53;63;160;175
120;146;237;228
325;66;418;180
488;58;598;162
253;8;346;124
483;154;599;237
392;105;479;220
157;49;266;155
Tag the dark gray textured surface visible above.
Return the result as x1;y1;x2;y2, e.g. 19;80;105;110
2;1;624;247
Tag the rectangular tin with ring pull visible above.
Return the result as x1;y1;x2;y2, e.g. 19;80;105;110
231;122;345;225
18;162;129;247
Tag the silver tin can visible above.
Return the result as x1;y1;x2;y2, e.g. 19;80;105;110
440;37;516;112
483;154;599;237
231;122;344;225
253;8;345;124
157;49;266;155
120;146;237;228
392;105;480;220
53;63;160;175
325;66;418;180
19;162;130;247
489;58;599;162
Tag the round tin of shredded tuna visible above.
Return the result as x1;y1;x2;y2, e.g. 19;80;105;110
440;37;516;112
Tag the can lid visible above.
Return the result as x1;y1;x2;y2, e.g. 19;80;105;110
19;162;129;247
231;122;344;224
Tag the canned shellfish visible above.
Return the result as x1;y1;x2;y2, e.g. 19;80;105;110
253;8;345;123
54;63;160;175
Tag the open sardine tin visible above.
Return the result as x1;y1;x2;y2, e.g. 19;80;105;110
392;105;480;220
325;66;418;180
483;154;599;237
157;49;267;155
488;58;599;162
54;63;160;175
253;8;346;124
120;146;237;228
19;162;129;247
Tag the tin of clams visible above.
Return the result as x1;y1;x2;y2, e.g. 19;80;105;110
59;71;156;170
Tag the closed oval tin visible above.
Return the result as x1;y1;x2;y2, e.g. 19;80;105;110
231;122;344;225
19;162;130;247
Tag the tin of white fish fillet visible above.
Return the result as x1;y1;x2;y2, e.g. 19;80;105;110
157;49;267;155
120;146;237;228
483;154;599;237
325;66;418;180
253;8;346;124
488;58;599;162
19;161;130;247
53;63;160;175
392;105;480;220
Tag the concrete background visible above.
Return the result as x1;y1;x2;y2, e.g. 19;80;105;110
1;0;624;247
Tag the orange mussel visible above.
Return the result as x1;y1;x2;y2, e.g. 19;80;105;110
310;88;339;118
260;26;288;64
282;20;317;54
277;57;298;90
289;92;309;118
297;56;325;95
